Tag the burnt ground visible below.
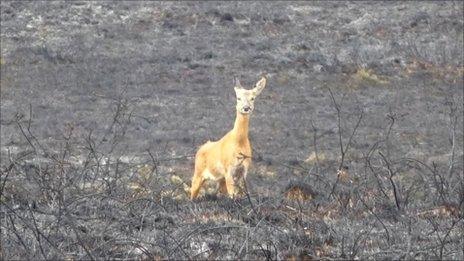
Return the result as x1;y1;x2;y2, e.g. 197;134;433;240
1;1;463;260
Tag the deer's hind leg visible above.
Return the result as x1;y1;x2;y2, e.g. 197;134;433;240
190;152;207;200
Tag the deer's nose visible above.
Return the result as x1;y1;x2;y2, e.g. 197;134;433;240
243;106;251;112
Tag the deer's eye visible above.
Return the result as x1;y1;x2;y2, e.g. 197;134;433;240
237;98;241;101
251;98;255;101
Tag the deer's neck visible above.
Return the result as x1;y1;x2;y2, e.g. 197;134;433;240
232;111;250;143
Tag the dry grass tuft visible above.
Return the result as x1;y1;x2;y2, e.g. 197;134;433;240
417;203;462;219
304;151;327;164
283;181;317;201
128;164;155;198
404;59;464;83
353;68;389;86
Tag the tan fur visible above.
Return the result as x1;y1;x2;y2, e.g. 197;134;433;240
190;77;267;199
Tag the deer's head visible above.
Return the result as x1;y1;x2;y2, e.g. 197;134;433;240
234;76;266;115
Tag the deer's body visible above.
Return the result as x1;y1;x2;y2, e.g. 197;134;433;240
190;77;266;199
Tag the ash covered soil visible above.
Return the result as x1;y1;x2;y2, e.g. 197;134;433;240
1;1;463;260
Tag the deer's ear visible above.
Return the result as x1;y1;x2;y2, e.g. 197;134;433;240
234;76;242;88
253;76;266;96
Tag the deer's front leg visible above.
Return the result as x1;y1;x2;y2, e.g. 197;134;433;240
226;164;249;198
218;178;228;195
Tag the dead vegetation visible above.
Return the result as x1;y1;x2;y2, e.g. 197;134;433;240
348;68;389;89
1;1;463;260
1;89;462;260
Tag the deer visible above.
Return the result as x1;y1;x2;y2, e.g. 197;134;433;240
190;76;267;200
